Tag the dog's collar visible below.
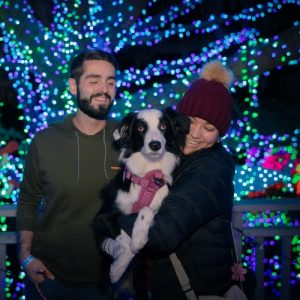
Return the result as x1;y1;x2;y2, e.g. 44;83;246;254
123;168;166;213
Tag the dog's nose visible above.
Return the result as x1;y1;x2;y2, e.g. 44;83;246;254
149;141;161;151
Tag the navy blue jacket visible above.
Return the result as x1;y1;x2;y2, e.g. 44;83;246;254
120;142;235;299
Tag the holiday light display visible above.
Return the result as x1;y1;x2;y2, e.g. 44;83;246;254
0;0;300;298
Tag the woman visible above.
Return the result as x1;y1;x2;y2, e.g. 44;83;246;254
115;61;250;300
95;60;252;299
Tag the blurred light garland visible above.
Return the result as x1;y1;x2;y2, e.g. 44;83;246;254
0;0;300;298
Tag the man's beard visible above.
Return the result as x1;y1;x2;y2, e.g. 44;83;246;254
77;92;113;120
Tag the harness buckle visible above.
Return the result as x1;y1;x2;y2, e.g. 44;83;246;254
153;176;165;187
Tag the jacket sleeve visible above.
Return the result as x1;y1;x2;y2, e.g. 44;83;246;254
119;150;234;255
16;139;43;232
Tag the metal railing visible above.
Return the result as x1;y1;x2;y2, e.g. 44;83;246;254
1;199;300;299
232;198;300;300
0;205;17;300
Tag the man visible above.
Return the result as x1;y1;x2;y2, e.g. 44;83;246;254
16;49;119;299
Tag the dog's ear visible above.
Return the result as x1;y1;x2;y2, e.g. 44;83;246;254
113;112;137;149
162;106;191;150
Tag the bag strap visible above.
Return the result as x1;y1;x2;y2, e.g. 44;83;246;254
230;223;244;291
170;222;244;300
169;253;198;300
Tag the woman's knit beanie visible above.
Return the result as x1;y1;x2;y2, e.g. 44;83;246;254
176;60;234;136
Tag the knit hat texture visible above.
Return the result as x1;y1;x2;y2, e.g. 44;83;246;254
176;60;234;136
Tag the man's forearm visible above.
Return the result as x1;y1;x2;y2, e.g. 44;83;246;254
18;230;34;262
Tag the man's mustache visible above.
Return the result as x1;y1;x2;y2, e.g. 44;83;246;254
90;92;111;102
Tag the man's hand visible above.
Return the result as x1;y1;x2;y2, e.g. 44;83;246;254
18;230;55;283
22;257;55;284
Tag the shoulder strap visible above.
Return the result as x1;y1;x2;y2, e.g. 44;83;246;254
169;253;198;300
170;222;244;300
230;223;245;291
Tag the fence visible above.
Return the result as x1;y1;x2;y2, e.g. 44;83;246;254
232;198;300;300
0;205;17;300
1;199;300;299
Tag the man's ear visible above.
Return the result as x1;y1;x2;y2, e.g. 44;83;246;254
68;78;77;95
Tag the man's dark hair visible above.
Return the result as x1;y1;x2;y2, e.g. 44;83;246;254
69;49;119;83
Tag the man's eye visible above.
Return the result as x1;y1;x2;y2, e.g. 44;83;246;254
160;122;167;130
137;125;145;132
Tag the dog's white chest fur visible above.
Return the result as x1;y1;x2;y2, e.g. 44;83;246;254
116;151;178;215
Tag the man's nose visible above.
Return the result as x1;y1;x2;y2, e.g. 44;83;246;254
97;80;108;92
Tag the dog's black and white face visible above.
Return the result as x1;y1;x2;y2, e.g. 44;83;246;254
113;107;190;163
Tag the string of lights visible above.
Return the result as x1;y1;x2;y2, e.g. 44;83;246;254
0;0;299;298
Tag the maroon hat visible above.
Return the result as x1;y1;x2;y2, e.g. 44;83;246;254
176;61;234;136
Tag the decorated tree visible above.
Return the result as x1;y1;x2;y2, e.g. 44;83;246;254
0;0;299;298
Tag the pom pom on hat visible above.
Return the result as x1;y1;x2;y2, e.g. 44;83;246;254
176;60;234;136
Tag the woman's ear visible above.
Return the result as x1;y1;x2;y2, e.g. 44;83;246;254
68;78;77;95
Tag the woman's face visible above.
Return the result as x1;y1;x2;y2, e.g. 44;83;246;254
183;117;219;155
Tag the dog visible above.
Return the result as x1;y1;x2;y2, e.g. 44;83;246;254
93;107;190;283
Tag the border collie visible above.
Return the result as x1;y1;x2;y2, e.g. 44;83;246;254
94;107;190;283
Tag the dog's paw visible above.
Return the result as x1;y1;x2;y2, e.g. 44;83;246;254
131;207;155;253
116;230;131;246
131;230;148;253
110;248;135;283
110;264;122;283
110;260;126;283
102;238;124;260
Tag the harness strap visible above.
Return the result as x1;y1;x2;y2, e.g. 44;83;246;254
123;168;166;213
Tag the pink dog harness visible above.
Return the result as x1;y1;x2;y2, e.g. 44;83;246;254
123;168;166;213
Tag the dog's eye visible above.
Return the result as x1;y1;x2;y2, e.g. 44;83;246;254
160;122;168;131
137;125;145;132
